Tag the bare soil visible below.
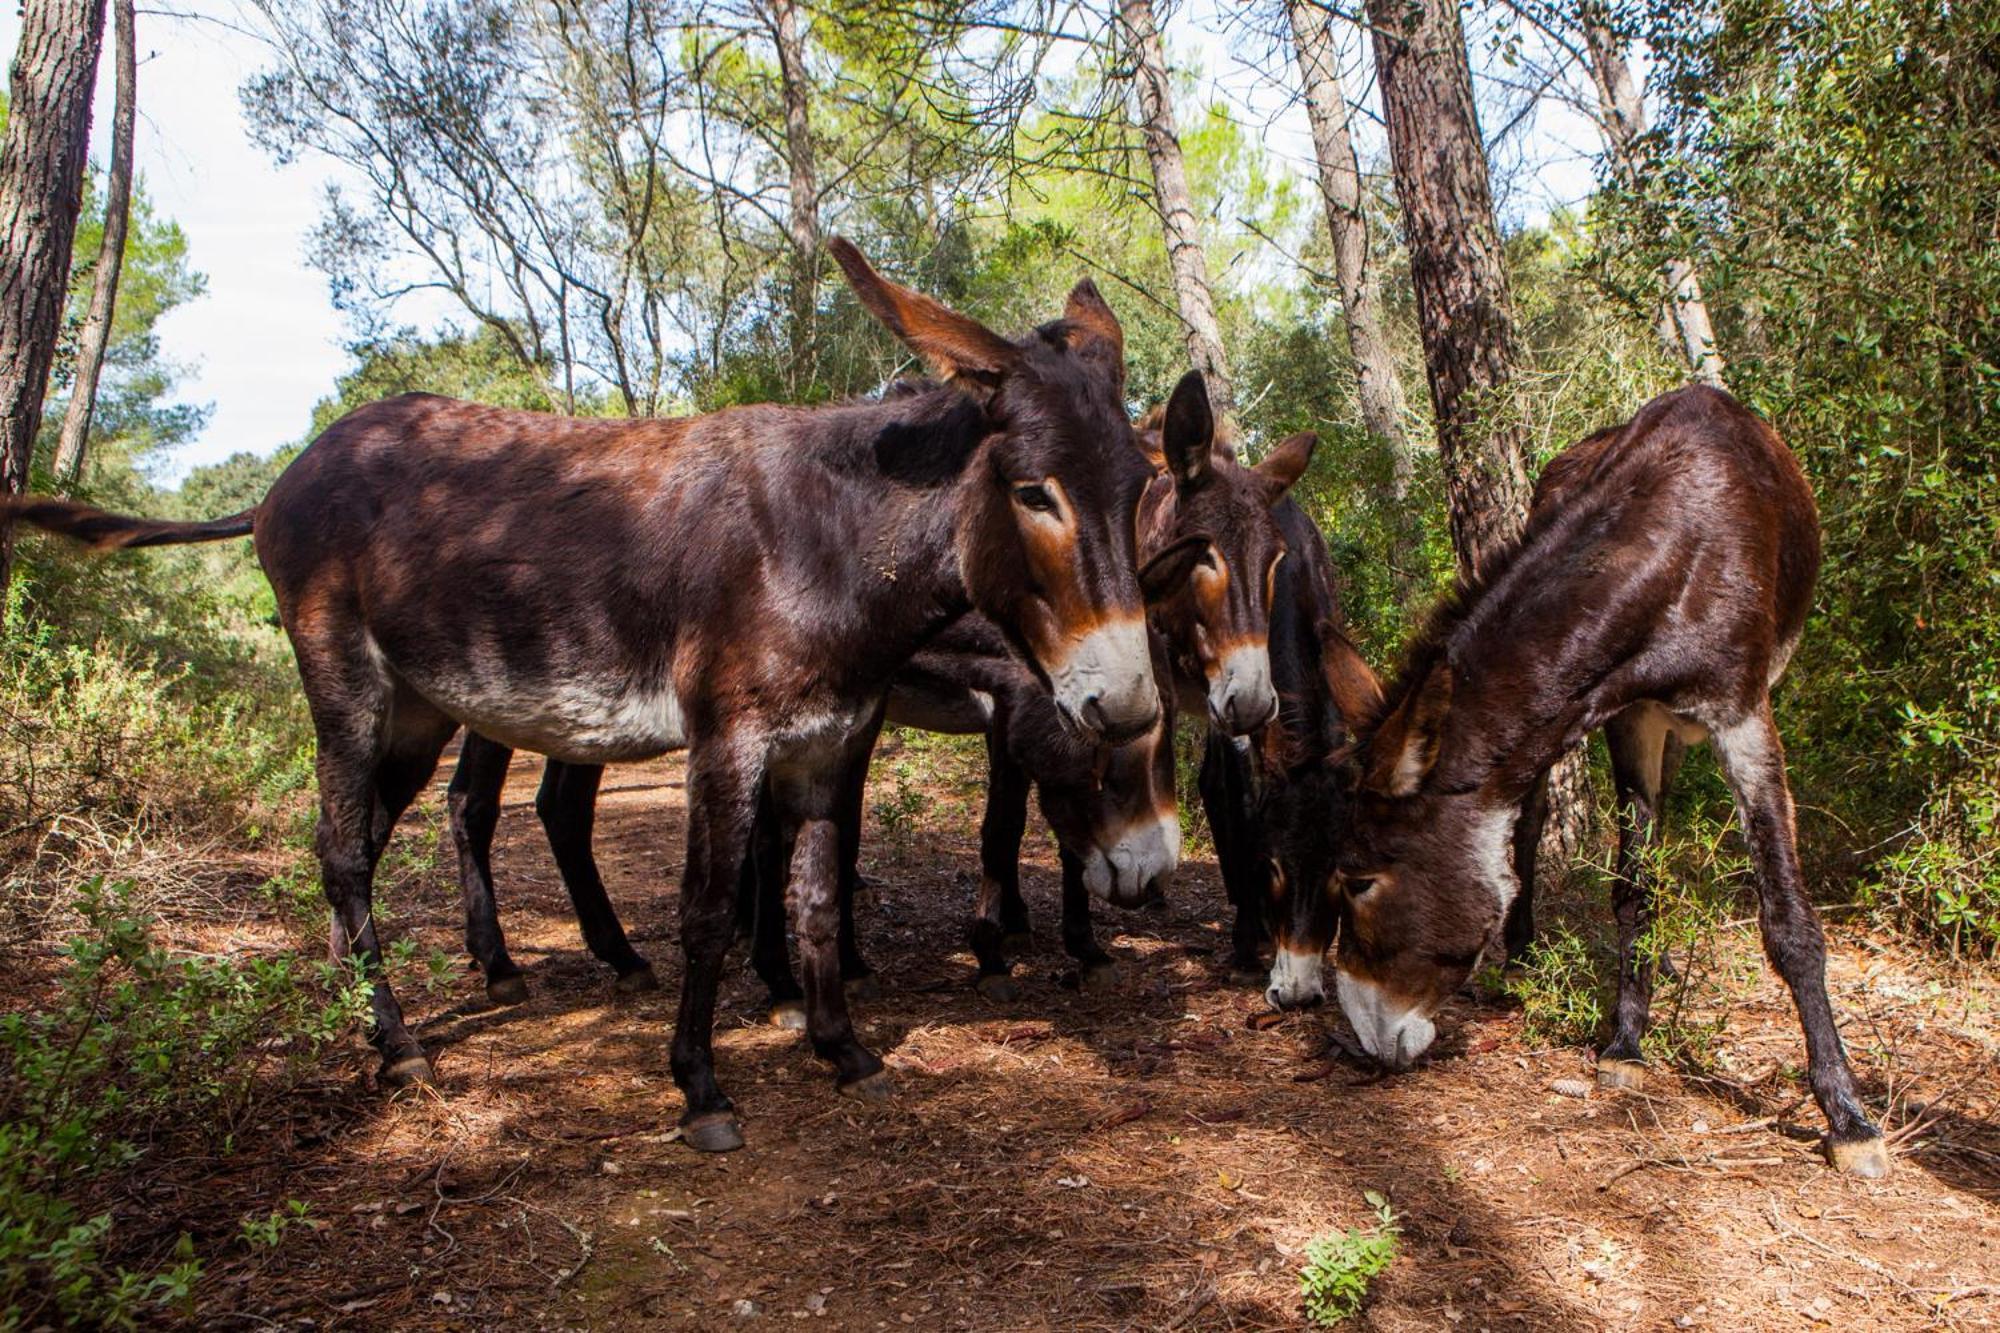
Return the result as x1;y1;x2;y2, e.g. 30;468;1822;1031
163;740;2000;1329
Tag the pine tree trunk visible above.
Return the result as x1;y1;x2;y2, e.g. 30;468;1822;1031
768;0;818;397
1118;0;1233;418
1363;0;1530;578
1285;0;1414;498
54;0;134;490
0;0;107;604
1580;7;1725;387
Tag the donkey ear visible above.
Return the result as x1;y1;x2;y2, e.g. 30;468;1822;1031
1064;277;1125;361
1138;533;1210;604
829;238;1021;394
1320;623;1384;738
1361;664;1453;797
1160;370;1215;492
1254;431;1317;501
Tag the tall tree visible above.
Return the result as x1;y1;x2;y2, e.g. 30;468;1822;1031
1284;0;1413;496
1363;0;1530;577
54;0;136;488
1117;0;1233;418
0;0;108;598
1364;0;1590;855
764;0;819;394
1577;3;1724;386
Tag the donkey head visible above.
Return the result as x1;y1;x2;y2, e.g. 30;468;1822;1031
1143;372;1317;736
831;239;1162;743
1327;662;1517;1068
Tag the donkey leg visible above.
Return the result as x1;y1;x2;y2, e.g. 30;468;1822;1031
1597;711;1670;1089
1505;766;1552;964
1059;849;1119;990
670;745;765;1152
971;733;1030;1000
447;733;529;1005
746;782;807;1029
535;760;656;993
1711;705;1886;1175
1201;731;1266;983
834;723;880;997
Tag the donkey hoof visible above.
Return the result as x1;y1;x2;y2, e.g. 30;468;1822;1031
838;1070;895;1104
1080;961;1122;992
975;974;1019;1003
1002;931;1034;953
1828;1134;1891;1179
615;966;660;996
1596;1058;1647;1091
383;1054;436;1089
846;973;882;1002
486;975;530;1007
769;1001;808;1031
682;1112;745;1153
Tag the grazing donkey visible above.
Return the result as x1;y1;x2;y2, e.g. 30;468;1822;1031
4;241;1174;1153
1277;386;1888;1176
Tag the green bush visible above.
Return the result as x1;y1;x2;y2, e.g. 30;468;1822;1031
0;881;368;1329
1299;1191;1399;1326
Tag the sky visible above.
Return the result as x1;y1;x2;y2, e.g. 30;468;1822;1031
1;0;1601;480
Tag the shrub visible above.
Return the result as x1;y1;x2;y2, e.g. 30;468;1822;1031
1299;1191;1399;1327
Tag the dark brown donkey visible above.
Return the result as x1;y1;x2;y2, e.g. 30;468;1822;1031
1284;385;1887;1176
3;241;1173;1154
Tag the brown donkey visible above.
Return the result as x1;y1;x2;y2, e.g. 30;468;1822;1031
4;241;1170;1153
1285;385;1887;1175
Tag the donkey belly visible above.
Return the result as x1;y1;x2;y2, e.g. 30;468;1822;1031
396;657;688;765
884;678;995;736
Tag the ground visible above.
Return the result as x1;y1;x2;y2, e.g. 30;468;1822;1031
160;737;2000;1329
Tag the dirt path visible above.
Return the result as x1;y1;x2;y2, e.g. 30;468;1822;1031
199;742;2000;1330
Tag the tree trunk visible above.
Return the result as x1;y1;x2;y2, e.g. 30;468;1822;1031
0;0;107;603
767;0;818;397
54;0;134;490
1285;0;1414;498
1580;7;1725;387
1363;0;1530;579
1118;0;1233;418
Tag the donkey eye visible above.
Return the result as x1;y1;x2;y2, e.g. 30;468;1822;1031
1013;483;1058;514
1342;876;1378;898
1198;548;1220;571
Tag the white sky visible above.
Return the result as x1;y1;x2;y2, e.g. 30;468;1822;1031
1;0;1601;479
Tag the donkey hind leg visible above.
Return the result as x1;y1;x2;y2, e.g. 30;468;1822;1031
774;746;888;1102
1709;704;1886;1176
1594;707;1677;1090
535;760;656;993
834;715;882;998
315;675;456;1088
447;733;529;1005
1058;849;1119;990
671;745;767;1152
971;732;1031;1001
1504;766;1552;965
746;781;807;1030
1199;730;1267;983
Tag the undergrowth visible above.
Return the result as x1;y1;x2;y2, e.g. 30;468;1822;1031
1299;1191;1399;1326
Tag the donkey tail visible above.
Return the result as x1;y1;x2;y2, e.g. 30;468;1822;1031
1;497;257;550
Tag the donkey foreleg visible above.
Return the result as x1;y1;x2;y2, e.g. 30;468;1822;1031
1058;849;1119;990
1505;766;1551;965
448;732;529;1005
793;813;889;1099
970;733;1032;1000
1200;731;1268;983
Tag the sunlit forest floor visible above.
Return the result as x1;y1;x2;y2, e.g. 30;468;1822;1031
148;740;2000;1329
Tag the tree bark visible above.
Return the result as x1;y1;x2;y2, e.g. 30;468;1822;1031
0;0;107;602
1364;0;1530;579
1285;0;1414;498
1579;6;1725;387
767;0;818;396
1118;0;1233;418
54;0;134;489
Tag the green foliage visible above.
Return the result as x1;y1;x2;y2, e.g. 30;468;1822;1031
1299;1191;1399;1326
0;882;368;1329
1501;925;1606;1048
1612;0;2000;951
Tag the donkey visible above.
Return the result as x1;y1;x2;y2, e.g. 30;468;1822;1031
4;240;1180;1154
1276;385;1888;1176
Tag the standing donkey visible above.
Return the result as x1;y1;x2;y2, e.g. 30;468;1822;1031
3;241;1176;1154
1274;385;1888;1176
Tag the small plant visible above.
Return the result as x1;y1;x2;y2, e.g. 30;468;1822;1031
239;1200;311;1250
1299;1191;1399;1326
869;753;930;849
1501;924;1605;1047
